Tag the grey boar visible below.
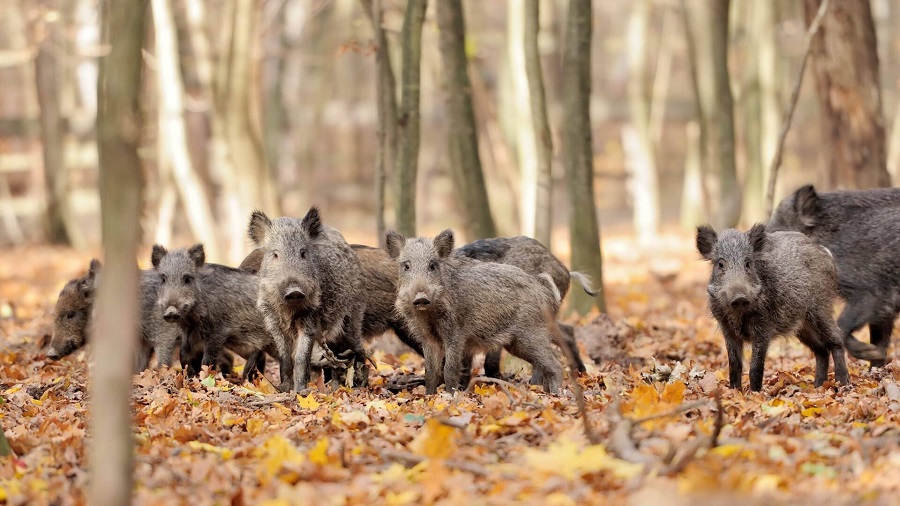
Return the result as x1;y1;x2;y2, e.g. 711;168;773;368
47;259;185;372
387;229;564;394
454;236;596;374
151;244;280;382
696;223;850;391
243;244;423;356
768;185;899;366
249;207;368;392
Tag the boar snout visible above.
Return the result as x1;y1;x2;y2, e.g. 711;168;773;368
412;291;431;310
283;287;307;304
163;306;182;322
46;348;61;360
725;286;753;313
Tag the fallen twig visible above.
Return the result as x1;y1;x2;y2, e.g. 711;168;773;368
465;376;522;406
246;392;295;407
378;448;491;477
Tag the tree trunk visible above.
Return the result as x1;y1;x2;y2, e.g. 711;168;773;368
804;0;889;189
509;0;538;239
680;0;711;223
152;0;223;261
523;0;553;247
394;0;427;238
436;0;497;240
93;1;146;504
35;14;73;245
563;0;605;315
362;0;398;247
215;0;280;261
740;0;781;222
626;0;659;244
684;0;741;229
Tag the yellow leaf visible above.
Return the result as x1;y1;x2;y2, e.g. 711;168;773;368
187;441;234;460
474;384;496;396
711;444;742;457
308;438;333;466
384;490;419;506
524;437;642;480
246;418;265;435
801;407;823;417
255;436;305;482
410;418;458;459
498;411;529;427
296;393;320;410
661;381;685;404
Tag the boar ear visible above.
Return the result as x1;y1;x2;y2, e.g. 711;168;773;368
794;185;818;228
301;207;323;238
385;231;405;259
188;244;206;268
748;223;767;253
80;281;95;302
434;229;455;258
88;259;102;279
248;210;272;246
695;225;717;260
151;245;167;269
238;248;263;274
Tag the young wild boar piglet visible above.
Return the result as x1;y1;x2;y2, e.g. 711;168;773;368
768;185;898;366
47;259;190;372
454;236;597;375
151;244;279;382
696;223;850;391
386;229;564;394
249;207;367;392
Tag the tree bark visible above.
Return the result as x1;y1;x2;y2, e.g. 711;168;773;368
436;0;497;240
152;0;223;261
804;0;889;189
626;0;659;244
395;0;427;238
509;0;538;239
683;0;741;229
35;13;73;245
563;0;605;314
215;0;280;261
523;0;553;247
93;1;146;504
362;0;398;247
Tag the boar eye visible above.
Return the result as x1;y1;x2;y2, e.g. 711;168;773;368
66;310;77;320
716;259;725;270
160;274;167;284
428;261;438;272
745;259;752;270
183;274;194;285
401;261;410;271
300;248;307;260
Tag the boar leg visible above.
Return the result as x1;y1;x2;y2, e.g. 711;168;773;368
442;339;466;392
483;350;502;379
868;318;894;368
748;338;770;392
557;322;587;373
423;339;445;395
293;324;317;392
722;328;743;390
838;300;888;362
134;340;152;373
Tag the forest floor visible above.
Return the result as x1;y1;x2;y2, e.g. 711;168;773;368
2;233;900;505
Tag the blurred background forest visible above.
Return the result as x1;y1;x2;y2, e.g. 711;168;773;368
1;0;898;273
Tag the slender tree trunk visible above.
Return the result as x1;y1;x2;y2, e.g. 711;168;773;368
563;0;605;314
626;0;659;244
804;0;889;189
436;0;497;240
684;0;740;229
681;121;704;229
362;0;398;247
93;1;146;504
215;0;280;261
152;0;223;261
35;14;73;245
680;0;711;223
395;0;427;238
523;0;553;247
509;0;538;239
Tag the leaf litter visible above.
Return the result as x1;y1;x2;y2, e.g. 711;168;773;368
2;236;900;504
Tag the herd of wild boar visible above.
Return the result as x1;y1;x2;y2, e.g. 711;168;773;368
46;185;900;394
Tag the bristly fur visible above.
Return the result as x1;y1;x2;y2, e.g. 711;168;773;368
768;185;900;365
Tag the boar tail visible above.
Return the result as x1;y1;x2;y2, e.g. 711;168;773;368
570;271;599;297
538;273;562;304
